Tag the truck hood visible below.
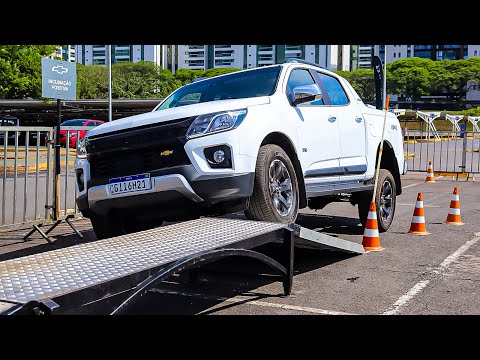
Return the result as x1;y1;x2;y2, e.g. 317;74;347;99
87;97;271;137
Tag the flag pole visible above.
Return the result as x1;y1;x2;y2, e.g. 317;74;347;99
107;45;112;122
372;46;389;203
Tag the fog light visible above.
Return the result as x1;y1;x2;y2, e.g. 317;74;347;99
204;145;232;169
213;150;225;163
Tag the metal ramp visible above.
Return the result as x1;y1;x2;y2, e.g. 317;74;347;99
291;224;365;254
0;217;364;315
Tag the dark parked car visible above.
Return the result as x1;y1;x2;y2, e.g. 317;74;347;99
0;116;22;145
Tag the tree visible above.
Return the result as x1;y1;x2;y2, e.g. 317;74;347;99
0;45;58;99
348;69;375;102
391;66;431;99
76;64;108;99
174;68;204;85
76;61;182;99
112;61;164;98
388;58;432;100
155;67;182;98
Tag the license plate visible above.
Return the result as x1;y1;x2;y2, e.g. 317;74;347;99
108;173;152;195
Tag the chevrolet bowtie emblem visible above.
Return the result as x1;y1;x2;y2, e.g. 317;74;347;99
160;150;174;156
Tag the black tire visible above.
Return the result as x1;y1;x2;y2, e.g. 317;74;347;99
245;144;299;224
358;169;396;232
89;214;125;240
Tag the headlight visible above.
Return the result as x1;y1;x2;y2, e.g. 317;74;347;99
76;137;88;158
186;109;247;139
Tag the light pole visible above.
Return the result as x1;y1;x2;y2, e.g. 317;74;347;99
107;44;112;121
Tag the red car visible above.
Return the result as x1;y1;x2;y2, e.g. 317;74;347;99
60;119;104;148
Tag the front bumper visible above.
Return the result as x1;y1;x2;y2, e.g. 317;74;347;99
76;169;254;216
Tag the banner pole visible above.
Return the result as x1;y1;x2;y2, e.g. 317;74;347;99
372;46;389;203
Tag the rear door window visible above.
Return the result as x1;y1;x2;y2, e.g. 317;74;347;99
316;72;349;106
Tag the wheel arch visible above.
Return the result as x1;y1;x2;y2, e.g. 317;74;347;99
260;132;307;208
376;140;402;195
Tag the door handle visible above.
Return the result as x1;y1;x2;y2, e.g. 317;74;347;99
328;116;336;123
355;116;363;123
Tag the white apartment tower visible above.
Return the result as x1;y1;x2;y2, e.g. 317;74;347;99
75;45;164;66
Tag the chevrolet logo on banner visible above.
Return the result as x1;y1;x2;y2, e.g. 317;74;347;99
160;150;174;156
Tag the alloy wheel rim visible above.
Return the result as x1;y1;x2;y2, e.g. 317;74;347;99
268;159;294;217
379;179;393;222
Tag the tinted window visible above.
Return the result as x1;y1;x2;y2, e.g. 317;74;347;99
317;72;349;105
286;69;323;106
61;119;88;126
157;66;281;110
86;122;98;127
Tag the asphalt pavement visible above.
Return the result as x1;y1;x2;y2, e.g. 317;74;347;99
1;171;478;315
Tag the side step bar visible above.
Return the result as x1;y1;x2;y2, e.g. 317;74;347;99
306;181;374;198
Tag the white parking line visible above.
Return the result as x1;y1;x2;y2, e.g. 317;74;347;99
397;203;440;208
383;232;480;315
403;176;443;189
150;288;355;315
403;182;423;189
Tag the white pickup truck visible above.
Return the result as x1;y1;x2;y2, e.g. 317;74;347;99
75;60;407;239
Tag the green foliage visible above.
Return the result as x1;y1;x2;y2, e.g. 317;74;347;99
77;64;108;99
391;66;431;98
348;69;375;102
459;106;480;116
0;45;58;99
77;61;182;99
112;61;181;98
174;68;204;85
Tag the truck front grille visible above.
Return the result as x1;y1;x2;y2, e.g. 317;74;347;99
87;117;193;180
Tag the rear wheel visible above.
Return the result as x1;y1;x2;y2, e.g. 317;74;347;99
245;144;299;224
358;169;396;232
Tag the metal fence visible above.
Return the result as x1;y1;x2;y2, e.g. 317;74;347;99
0;126;84;230
403;129;480;175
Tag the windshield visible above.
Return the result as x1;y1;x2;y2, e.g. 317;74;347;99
156;65;281;110
61;119;87;126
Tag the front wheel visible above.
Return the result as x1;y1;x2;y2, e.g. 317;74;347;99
245;144;299;224
358;169;396;232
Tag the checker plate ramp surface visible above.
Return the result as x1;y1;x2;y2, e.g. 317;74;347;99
0;218;286;304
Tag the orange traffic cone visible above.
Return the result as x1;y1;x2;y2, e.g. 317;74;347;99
445;187;464;225
362;201;384;251
408;192;430;235
425;160;435;183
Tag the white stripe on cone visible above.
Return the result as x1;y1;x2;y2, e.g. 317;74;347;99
451;195;459;201
367;211;377;220
415;201;424;208
364;228;379;238
411;216;425;223
448;208;461;215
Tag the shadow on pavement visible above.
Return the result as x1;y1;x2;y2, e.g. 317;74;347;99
296;213;364;236
0;229;96;262
129;242;359;315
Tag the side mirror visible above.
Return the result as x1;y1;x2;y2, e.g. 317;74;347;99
291;84;322;106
